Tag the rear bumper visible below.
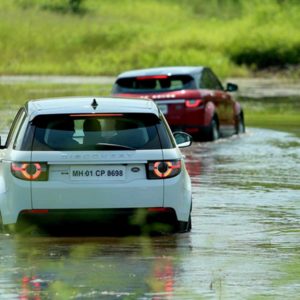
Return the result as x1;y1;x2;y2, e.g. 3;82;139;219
171;125;211;138
16;208;179;234
171;124;207;132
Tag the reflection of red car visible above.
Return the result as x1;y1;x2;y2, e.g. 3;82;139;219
112;66;245;141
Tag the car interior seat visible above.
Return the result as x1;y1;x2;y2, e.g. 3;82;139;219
138;79;156;90
46;119;78;150
83;118;102;145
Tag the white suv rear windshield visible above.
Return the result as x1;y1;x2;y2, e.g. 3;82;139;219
27;113;173;151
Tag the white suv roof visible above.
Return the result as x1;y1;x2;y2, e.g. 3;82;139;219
26;97;160;120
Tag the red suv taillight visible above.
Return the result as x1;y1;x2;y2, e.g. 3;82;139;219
11;162;48;181
147;160;181;179
185;99;203;108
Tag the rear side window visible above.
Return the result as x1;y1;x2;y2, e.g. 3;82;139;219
113;75;196;94
200;69;224;90
5;108;26;149
30;113;174;151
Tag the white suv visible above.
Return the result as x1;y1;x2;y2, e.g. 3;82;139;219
0;97;192;234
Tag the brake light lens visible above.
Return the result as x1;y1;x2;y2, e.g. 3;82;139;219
69;114;123;117
185;99;203;108
147;160;181;179
11;162;48;181
137;75;169;80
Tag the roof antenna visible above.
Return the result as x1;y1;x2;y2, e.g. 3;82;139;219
91;99;98;110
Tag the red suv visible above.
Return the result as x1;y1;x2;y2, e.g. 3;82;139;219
112;66;245;141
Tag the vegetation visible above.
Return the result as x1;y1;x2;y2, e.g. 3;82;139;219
0;83;299;139
0;0;299;78
0;82;110;131
0;0;299;135
240;97;300;137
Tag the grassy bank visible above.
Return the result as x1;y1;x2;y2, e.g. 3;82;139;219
0;83;299;138
0;82;110;131
0;0;299;78
241;97;300;137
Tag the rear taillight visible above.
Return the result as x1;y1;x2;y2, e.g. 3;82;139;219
185;99;203;108
11;162;48;181
147;160;181;179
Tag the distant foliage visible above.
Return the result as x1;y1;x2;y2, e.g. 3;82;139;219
16;0;84;14
1;0;300;76
230;44;300;69
226;0;300;69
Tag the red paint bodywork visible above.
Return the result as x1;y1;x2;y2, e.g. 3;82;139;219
115;89;240;136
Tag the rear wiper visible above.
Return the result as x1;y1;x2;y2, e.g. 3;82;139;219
95;143;136;150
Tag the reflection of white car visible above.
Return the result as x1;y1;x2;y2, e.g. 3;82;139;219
0;97;192;233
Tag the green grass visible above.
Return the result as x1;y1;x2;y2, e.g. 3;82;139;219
246;113;300;137
0;83;111;131
241;97;300;137
0;0;299;78
0;83;110;109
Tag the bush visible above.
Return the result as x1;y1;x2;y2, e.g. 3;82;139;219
227;0;300;70
16;0;84;14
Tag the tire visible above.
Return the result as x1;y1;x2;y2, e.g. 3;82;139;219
235;113;245;134
177;214;192;233
205;116;220;142
0;212;5;233
187;214;192;231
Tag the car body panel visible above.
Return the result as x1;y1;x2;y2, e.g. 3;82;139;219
26;97;160;120
162;148;192;221
30;150;164;210
117;66;204;78
0;151;32;224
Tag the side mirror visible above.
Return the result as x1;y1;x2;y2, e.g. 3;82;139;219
173;131;192;148
226;82;238;92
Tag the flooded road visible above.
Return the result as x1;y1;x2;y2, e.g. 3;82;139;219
0;128;299;299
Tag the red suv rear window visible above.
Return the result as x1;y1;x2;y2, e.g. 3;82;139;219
113;75;195;93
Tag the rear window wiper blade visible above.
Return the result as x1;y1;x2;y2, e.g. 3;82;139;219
95;143;137;150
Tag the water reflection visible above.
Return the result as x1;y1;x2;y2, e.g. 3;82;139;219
0;128;300;299
0;234;191;299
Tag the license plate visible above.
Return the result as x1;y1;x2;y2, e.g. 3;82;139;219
70;165;126;180
158;104;168;115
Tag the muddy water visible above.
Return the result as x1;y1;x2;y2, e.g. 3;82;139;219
0;128;299;299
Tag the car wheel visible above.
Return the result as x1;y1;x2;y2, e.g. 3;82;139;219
187;214;192;231
177;214;192;233
236;113;245;134
205;116;220;142
0;212;5;233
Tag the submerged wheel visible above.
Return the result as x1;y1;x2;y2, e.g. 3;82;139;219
0;212;5;233
204;116;220;141
236;113;245;134
187;214;192;231
177;214;192;233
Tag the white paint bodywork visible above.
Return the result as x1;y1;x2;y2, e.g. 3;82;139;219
0;97;192;226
